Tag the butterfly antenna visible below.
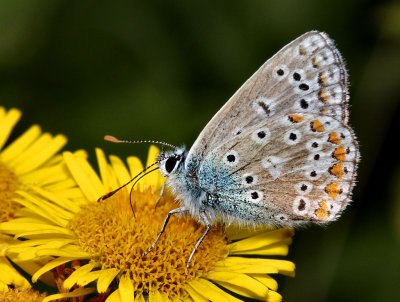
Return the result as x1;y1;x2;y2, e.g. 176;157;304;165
97;161;159;203
128;166;160;217
105;135;177;150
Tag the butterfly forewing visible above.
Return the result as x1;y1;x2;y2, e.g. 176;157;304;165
186;31;349;167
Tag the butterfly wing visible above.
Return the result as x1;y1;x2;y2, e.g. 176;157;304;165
186;31;359;225
186;31;350;167
197;113;358;225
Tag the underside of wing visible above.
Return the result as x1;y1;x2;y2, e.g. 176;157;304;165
186;31;349;169
197;113;359;226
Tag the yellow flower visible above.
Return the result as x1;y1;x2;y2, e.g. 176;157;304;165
0;106;78;291
0;287;47;302
0;107;73;222
0;146;295;302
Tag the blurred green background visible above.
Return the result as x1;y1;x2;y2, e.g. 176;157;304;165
1;0;400;301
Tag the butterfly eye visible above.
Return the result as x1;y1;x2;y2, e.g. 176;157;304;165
165;157;178;173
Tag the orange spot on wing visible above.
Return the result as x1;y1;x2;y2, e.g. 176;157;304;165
325;182;341;199
311;120;325;132
318;89;329;103
319;72;327;85
288;114;305;123
329;163;344;179
329;132;341;144
333;146;347;161
315;201;329;220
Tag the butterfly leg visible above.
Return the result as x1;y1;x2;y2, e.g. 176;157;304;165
153;181;167;211
142;207;188;257
186;211;211;268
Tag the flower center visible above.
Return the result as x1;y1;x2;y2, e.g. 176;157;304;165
0;288;46;302
69;188;229;299
0;161;21;222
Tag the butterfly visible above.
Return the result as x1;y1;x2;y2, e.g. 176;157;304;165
105;31;359;267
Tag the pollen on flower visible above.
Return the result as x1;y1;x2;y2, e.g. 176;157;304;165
0;161;21;222
0;288;46;302
69;188;229;299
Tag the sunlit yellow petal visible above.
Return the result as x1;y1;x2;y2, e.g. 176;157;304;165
76;270;102;286
63;262;98;289
0;108;22;150
228;228;294;254
126;156;144;191
119;274;135;302
97;268;120;293
186;285;209;302
42;287;96;302
267;290;282;302
109;155;131;187
106;289;121;302
205;271;268;300
148;290;164;302
144;145;161;189
96;148;118;191
14;134;67;175
63;151;105;201
0;256;30;288
32;257;76;283
190;279;242;302
0;125;41;162
0;108;21;150
7;133;53;170
251;274;278;291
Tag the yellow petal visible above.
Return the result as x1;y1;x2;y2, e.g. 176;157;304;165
189;279;241;302
106;289;121;302
0;256;30;288
216;257;295;275
251;274;278;291
224;224;276;240
8;133;52;170
144;145;161;189
119;274;135;302
97;268;120;293
205;272;269;300
14;134;67;175
0;108;21;150
229;242;290;256
126;156;144;191
109;155;131;187
32;257;76;283
42;287;96;302
148;290;165;302
13;194;68;227
35;247;91;258
12;259;55;287
63;151;105;201
228;228;294;254
0;221;73;237
27;185;81;214
96;148;118;191
267;290;282;302
63;262;98;289
185;285;209;302
76;270;102;286
0;125;41;162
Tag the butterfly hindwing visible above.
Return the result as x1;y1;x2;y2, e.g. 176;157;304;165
197;113;358;225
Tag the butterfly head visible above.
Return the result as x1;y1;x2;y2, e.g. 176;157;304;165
157;147;187;177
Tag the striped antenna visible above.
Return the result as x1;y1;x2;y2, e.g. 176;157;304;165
104;135;177;149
